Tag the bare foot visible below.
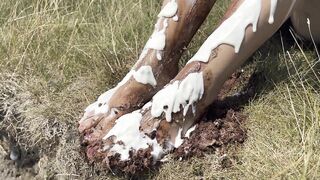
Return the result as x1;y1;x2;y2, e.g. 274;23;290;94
82;62;212;173
78;0;216;144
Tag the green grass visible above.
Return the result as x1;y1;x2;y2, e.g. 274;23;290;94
0;0;319;179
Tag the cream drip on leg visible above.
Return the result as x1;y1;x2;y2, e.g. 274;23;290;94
187;0;284;64
80;0;180;125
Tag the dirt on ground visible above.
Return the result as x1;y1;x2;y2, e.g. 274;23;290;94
173;70;257;160
173;110;246;161
88;68;259;175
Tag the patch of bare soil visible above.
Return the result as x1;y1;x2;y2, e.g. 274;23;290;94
0;130;40;178
174;110;246;160
0;93;41;178
174;70;258;161
0;75;86;179
82;138;157;176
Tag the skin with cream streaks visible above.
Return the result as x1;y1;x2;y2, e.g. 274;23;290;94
79;0;217;143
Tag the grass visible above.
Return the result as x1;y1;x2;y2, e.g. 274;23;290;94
0;0;319;179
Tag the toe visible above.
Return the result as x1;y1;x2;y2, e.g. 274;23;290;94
81;115;117;144
78;115;105;133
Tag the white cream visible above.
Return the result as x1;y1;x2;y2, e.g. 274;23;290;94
185;125;196;138
146;18;169;51
144;0;178;61
158;0;178;18
80;71;134;122
173;72;204;116
268;0;278;24
188;0;262;63
142;102;152;110
145;28;167;51
81;64;159;122
103;111;163;161
156;51;162;60
144;18;169;62
151;72;204;122
172;15;179;22
137;0;179;63
81;64;158;122
174;128;184;148
133;66;157;87
151;81;179;122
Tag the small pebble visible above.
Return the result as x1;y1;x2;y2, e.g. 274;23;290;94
10;149;19;161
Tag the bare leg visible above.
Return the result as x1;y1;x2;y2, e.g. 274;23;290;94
100;0;299;163
290;0;320;42
79;0;217;143
144;0;299;147
145;0;299;147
